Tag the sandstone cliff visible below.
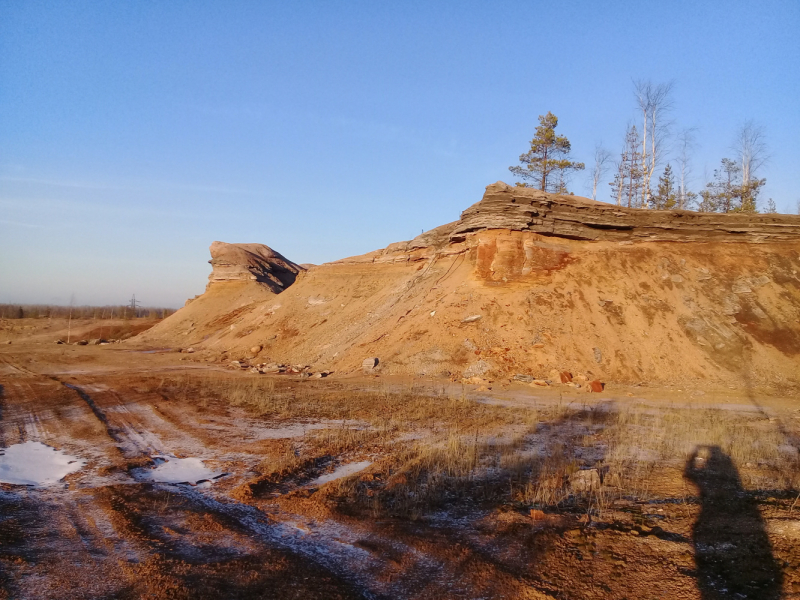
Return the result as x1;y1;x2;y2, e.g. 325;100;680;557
136;183;800;390
208;241;304;292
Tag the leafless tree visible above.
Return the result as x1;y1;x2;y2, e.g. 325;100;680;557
634;79;674;207
675;127;698;209
732;120;768;184
589;143;613;201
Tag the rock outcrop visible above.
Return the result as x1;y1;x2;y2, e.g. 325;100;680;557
137;183;800;389
450;182;800;243
208;241;304;293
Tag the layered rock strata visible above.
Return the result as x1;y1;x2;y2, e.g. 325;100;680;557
450;182;800;243
208;241;304;293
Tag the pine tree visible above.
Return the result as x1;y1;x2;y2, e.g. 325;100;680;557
509;112;585;193
698;158;765;213
652;164;677;210
622;125;643;208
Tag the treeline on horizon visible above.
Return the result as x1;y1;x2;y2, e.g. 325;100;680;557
0;304;177;320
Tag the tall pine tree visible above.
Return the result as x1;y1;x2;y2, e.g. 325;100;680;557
509;112;585;193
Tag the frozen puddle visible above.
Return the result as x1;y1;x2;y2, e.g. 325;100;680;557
140;455;222;485
311;461;372;486
253;419;365;440
0;441;86;486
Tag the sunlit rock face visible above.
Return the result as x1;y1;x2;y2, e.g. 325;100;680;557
207;241;305;292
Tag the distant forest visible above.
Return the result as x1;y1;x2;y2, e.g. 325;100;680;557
0;304;176;320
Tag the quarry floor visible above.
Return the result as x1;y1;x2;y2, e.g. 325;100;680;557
0;340;799;599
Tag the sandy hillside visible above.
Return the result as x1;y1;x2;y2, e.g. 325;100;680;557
136;182;800;389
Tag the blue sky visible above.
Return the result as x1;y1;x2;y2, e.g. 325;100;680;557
2;1;798;306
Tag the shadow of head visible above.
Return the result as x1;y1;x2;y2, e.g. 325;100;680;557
684;445;783;599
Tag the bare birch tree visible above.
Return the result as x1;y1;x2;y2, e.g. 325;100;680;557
733;120;769;201
634;80;674;208
589;143;613;201
675;127;698;209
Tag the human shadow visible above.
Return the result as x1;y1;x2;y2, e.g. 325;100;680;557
684;445;783;599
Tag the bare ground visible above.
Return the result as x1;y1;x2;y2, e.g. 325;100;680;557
1;341;799;599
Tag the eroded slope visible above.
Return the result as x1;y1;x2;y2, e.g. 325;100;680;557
136;183;800;388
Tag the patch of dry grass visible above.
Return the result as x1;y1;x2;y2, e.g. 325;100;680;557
145;373;800;518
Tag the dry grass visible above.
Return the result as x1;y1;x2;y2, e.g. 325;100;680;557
147;372;800;518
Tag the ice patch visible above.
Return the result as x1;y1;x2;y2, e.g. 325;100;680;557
311;461;372;486
0;441;86;486
140;455;221;484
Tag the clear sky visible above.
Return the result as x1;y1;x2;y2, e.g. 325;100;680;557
2;1;798;307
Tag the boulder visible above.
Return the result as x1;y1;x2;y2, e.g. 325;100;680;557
362;357;379;373
560;371;573;383
570;469;601;493
588;380;605;393
250;345;262;355
513;374;534;383
463;360;491;378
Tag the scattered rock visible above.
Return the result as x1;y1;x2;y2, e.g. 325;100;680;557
362;357;379;373
570;469;601;492
732;280;752;294
463;360;491;378
75;340;88;346
513;374;534;383
532;343;545;349
593;347;602;363
559;371;573;383
588;380;605;393
530;379;549;387
461;315;482;323
185;347;195;354
670;274;684;283
752;274;771;287
55;340;64;344
250;345;262;355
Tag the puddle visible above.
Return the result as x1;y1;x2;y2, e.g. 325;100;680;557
311;461;372;486
139;455;222;485
253;420;365;440
0;441;86;486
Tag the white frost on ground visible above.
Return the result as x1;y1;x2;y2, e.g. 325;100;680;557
311;461;372;485
0;441;86;486
140;455;221;484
